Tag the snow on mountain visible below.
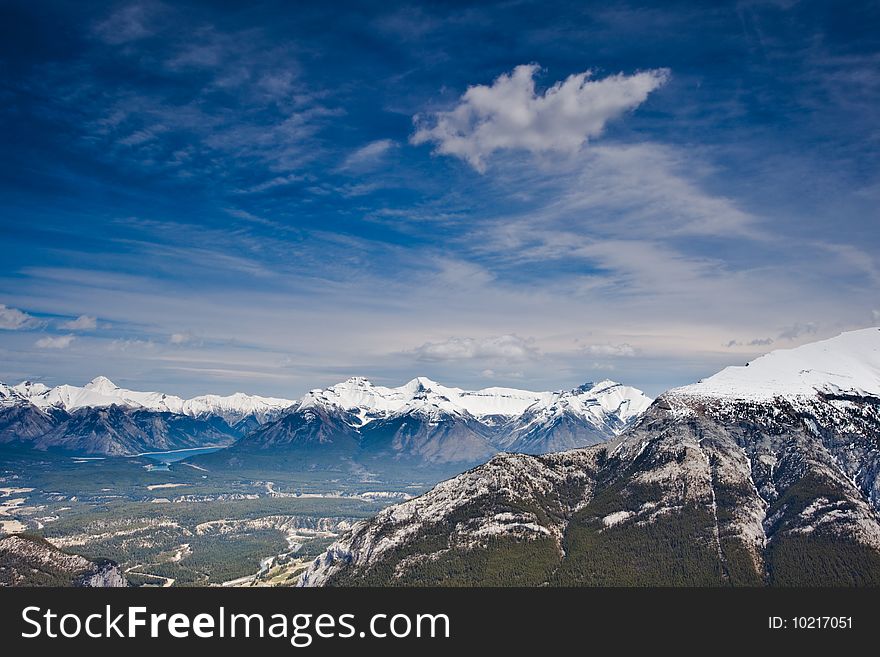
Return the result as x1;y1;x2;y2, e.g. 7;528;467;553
295;375;646;428
671;327;880;402
0;383;25;407
238;376;651;464
298;377;412;425
525;380;651;426
10;381;49;398
7;373;651;434
2;373;652;459
15;376;295;426
500;380;653;452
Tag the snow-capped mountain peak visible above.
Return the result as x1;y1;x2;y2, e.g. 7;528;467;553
673;327;880;402
11;381;50;398
492;379;653;453
83;376;120;395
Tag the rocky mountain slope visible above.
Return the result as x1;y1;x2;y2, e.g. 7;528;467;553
0;534;127;587
299;328;880;586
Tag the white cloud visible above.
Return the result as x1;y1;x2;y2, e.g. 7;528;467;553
582;343;637;357
413;334;539;362
480;368;525;379
60;315;98;330
411;64;669;172
35;335;75;349
872;309;880;322
340;139;396;170
0;304;39;330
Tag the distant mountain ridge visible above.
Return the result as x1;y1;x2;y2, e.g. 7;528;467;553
0;376;297;456
225;377;652;465
0;375;652;461
9;376;294;428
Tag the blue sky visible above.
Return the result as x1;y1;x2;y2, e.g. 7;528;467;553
1;0;879;398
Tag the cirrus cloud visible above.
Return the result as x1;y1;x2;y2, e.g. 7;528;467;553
411;64;669;172
340;139;396;171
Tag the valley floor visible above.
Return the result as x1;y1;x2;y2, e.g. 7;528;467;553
0;448;437;586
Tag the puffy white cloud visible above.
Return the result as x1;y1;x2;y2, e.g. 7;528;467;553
582;343;637;357
0;304;39;330
60;315;98;330
413;334;539;362
35;335;75;349
411;64;669;171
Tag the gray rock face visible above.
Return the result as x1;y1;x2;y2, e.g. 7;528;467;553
33;405;239;456
78;560;128;587
0;403;60;443
0;534;128;587
236;404;362;452
359;413;497;464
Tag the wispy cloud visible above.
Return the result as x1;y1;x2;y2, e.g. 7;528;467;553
340;139;396;171
411;64;669;172
59;315;98;330
43;7;343;190
35;335;75;349
170;332;195;345
724;337;774;348
777;322;818;340
92;1;162;45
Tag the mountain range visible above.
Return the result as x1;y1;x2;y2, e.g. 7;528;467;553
0;376;294;455
299;327;880;586
0;374;652;462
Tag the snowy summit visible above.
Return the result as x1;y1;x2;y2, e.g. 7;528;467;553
673;327;880;402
